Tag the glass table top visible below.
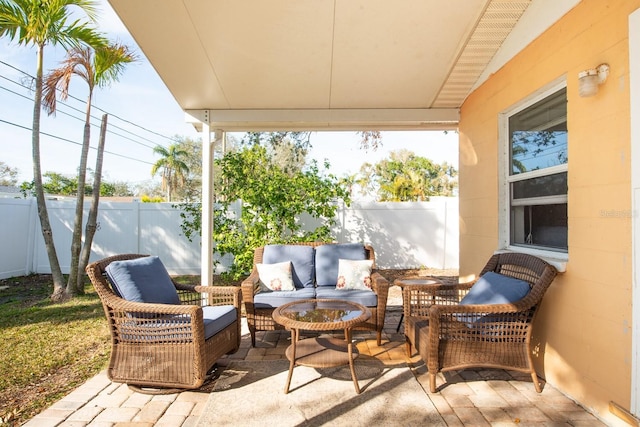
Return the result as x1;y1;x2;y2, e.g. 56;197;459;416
276;299;367;325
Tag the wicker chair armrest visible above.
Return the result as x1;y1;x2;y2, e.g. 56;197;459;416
173;283;241;308
431;297;533;316
241;270;261;303
404;281;473;295
428;303;534;341
370;271;390;312
370;271;389;295
111;296;200;314
107;301;205;345
430;302;532;329
199;285;242;308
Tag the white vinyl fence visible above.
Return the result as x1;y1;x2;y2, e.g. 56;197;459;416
0;197;458;279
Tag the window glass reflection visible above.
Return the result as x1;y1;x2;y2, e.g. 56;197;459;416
510;88;567;174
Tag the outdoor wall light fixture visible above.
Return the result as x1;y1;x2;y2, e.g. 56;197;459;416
578;63;610;97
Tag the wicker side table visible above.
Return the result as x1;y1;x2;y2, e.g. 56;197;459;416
272;299;371;394
394;277;442;332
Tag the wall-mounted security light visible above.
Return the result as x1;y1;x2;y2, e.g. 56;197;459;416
578;63;610;97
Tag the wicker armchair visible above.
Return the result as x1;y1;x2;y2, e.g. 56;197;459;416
86;254;241;391
403;252;557;393
242;242;389;347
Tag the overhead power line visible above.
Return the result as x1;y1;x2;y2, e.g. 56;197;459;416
0;118;155;166
0;80;159;164
0;58;196;178
0;59;178;146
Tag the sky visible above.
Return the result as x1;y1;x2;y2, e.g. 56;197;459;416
0;0;458;187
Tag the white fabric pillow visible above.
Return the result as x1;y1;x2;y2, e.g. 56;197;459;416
336;259;373;291
256;261;295;291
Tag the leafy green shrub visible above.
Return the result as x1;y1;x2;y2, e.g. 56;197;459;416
179;143;349;279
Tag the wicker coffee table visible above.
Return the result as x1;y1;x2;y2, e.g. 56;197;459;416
272;299;371;394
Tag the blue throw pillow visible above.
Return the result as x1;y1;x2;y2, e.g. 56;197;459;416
459;271;530;305
263;245;315;288
315;243;366;286
105;256;181;305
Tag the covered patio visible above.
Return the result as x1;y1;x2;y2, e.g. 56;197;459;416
97;1;640;425
105;0;573;311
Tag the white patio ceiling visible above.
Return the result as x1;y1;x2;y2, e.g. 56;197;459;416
108;0;579;130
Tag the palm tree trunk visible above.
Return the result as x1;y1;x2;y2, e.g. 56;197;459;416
66;92;93;296
166;170;172;202
78;114;107;289
33;45;65;301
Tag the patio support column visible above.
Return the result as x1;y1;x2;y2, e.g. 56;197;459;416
630;7;640;416
200;113;214;286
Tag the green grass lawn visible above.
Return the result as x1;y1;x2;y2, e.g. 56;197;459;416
0;273;236;426
0;276;110;426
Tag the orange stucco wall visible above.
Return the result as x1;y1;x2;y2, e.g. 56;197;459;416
459;0;636;423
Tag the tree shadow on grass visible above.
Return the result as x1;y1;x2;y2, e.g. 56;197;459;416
0;276;105;329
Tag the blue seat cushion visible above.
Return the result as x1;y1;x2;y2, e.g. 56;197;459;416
459;271;530;305
202;305;237;339
253;287;316;308
105;256;180;305
263;245;315;288
119;306;236;341
315;287;377;307
315;243;366;286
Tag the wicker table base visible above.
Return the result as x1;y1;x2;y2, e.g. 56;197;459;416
272;299;370;394
284;332;361;393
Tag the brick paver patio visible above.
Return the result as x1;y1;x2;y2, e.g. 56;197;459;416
23;290;606;426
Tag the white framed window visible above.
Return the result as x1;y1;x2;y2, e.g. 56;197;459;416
499;80;568;259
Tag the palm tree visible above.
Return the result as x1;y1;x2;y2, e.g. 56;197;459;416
151;144;190;202
78;113;107;291
43;43;136;296
0;0;106;301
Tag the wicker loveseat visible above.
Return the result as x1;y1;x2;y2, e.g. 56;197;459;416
241;242;390;347
403;252;557;393
86;254;241;391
